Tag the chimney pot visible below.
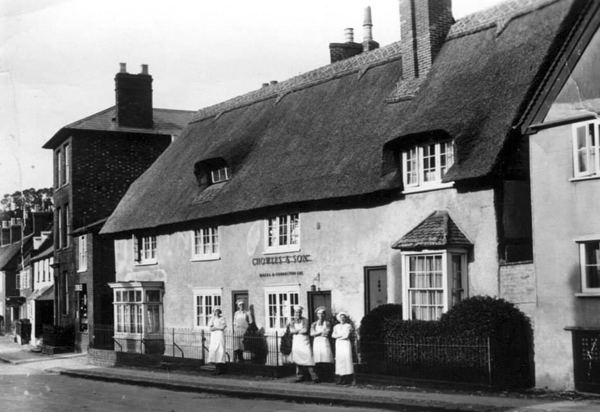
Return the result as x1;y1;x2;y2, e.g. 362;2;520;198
344;28;354;43
262;83;269;88
363;7;373;42
141;64;149;75
120;62;127;73
270;80;278;86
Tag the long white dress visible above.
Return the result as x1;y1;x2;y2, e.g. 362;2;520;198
332;323;354;375
207;316;227;363
290;318;315;366
311;320;333;363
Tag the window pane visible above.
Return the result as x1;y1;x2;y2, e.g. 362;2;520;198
585;242;600;289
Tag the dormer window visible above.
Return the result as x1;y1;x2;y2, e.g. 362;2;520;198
402;141;454;192
194;158;231;190
210;165;230;184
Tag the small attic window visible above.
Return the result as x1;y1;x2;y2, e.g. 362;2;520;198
194;158;231;189
211;165;230;184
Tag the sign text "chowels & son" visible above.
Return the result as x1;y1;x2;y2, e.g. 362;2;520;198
252;254;312;266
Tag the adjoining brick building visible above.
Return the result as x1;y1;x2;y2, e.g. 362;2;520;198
42;64;195;352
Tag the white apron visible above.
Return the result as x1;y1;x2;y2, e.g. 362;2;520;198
291;319;314;366
333;323;354;375
207;317;227;363
312;322;333;363
234;311;249;351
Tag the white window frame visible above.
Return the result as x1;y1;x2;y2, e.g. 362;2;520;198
191;227;220;261
264;284;300;332
192;287;222;329
401;249;468;321
133;234;157;265
57;207;63;249
77;234;87;272
210;165;230;184
56;149;62;188
572;121;600;179
265;213;300;254
402;141;455;193
576;238;600;295
110;282;163;338
64;143;70;185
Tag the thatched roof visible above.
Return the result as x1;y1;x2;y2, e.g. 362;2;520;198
101;0;584;235
392;211;473;251
43;107;195;149
385;0;579;183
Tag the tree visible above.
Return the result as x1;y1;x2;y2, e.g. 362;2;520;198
0;188;53;212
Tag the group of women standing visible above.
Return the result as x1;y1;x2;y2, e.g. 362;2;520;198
206;302;355;385
288;305;354;385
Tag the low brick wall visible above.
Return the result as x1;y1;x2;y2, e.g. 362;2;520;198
89;349;117;367
88;348;295;377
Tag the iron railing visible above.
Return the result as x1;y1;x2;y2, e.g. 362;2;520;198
89;324;287;366
358;336;492;385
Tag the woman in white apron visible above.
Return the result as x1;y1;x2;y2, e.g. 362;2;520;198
332;311;354;385
310;306;333;382
288;305;317;382
207;307;227;375
233;299;252;363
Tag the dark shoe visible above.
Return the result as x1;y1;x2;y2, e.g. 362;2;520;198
294;378;305;383
313;379;321;383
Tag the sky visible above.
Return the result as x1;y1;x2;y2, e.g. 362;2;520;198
0;0;505;197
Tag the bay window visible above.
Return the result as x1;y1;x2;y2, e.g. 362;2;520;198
110;282;163;337
402;250;467;321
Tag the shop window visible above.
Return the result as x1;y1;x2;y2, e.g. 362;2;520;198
402;250;467;321
264;285;300;330
578;240;600;294
110;282;163;337
192;227;219;261
402;141;454;191
573;121;600;178
193;288;222;328
265;213;300;253
133;234;157;264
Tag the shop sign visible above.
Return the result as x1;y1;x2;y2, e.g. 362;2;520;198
252;254;311;266
259;271;304;278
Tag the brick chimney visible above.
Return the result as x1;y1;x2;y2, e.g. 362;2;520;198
10;219;22;243
329;28;363;63
1;221;10;246
115;63;153;129
400;0;453;80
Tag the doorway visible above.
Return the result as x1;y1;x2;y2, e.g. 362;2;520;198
232;290;249;321
364;266;387;314
307;291;332;325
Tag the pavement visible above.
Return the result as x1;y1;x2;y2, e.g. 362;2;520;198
1;333;600;412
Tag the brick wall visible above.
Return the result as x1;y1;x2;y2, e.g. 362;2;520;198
71;131;170;230
88;348;117;367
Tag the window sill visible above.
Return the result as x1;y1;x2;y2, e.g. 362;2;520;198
191;255;220;262
134;261;158;267
570;175;600;182
76;268;87;273
263;247;301;255
575;292;600;298
402;182;454;194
